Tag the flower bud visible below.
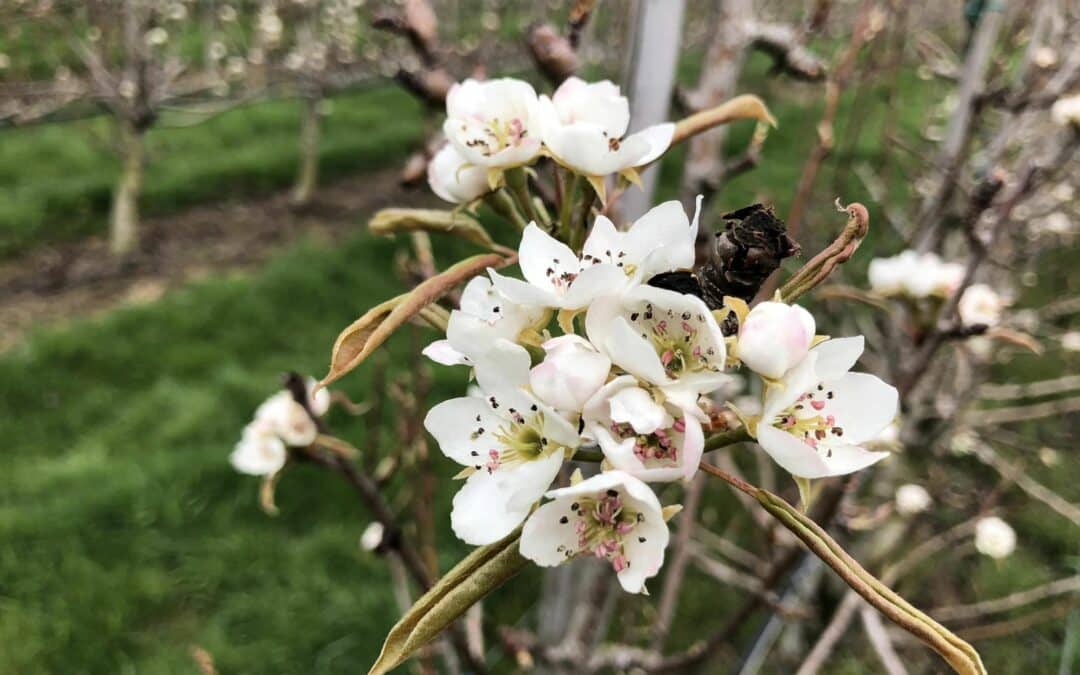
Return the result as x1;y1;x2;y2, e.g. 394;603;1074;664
737;301;816;379
895;484;931;516
975;516;1016;559
958;283;1004;327
427;144;489;204
529;335;611;413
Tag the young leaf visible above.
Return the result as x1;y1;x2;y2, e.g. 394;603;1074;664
368;208;511;254
320;252;509;388
369;529;528;675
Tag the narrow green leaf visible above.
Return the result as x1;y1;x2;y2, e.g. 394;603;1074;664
369;529;528;675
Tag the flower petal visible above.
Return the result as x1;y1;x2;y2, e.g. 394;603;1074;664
424;396;503;465
451;470;531;545
811;336;865;382
422;339;471;366
625;123;675;166
606;316;671;386
488;268;557;307
617;516;669;593
820;372;899;444
518;224;579;292
519;497;584;566
756;424;889;479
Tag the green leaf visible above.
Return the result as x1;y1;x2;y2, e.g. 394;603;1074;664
369;529;528;675
368;208;509;254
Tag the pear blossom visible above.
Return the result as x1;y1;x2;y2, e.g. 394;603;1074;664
537;77;674;188
580;198;701;283
489;224;628;310
1062;331;1080;352
443;78;542;170
736;301;816;380
255;391;319;447
586;284;729;410
360;522;386;552
230;420;288;476
754;336;898;479
1051;95;1080;127
957;283;1005;327
423;276;546;368
427;143;490;204
520;471;670;594
424;366;580;545
974;516;1016;559
895;484;932;516
868;251;963;298
529;335;612;413
583;376;705;482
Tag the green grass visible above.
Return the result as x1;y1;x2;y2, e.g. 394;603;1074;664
0;85;425;258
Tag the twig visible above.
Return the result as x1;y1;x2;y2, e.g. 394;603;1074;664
931;576;1080;622
956;598;1079;642
978;375;1080;401
860;607;910;675
966;396;1080;426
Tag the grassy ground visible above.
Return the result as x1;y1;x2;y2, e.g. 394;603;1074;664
0;85;426;259
1;50;1076;673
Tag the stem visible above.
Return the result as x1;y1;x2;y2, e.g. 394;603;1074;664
504;167;539;224
291;94;321;206
486;189;528;230
559;171;583;242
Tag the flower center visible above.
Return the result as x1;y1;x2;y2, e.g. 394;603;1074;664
468;399;557;473
610;419;685;468
772;385;845;457
557;490;643;572
582;248;635;276
628;302;721;377
462;116;528;156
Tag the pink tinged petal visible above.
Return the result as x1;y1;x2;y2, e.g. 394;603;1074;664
678;413;705;481
424;396;503;465
529;336;612;412
810;336;865;383
818;372;899;445
422;339;471;366
738;302;816;380
625;123;675;166
590;422;646;471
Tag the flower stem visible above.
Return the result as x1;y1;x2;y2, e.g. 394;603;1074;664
559;171;583;244
703;425;751;451
486;189;528;230
504;167;539;225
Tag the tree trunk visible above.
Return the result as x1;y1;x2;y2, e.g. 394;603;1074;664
679;0;752;208
291;95;322;206
110;122;146;256
619;0;686;221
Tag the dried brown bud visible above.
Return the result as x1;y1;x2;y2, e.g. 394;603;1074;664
526;23;578;86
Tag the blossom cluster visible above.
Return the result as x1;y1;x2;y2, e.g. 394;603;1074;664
422;202;899;593
231;378;329;477
427;76;674;204
868;250;1006;327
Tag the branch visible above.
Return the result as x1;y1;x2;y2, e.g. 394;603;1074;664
931;575;1080;622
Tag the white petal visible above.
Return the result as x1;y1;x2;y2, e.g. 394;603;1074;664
519;497;584;566
422;339;471;366
756;424;889;479
488;268;558;307
230;427;287;476
761;353;819;421
581;215;623;264
617;516;669;593
677;412;705;480
472;339;532;392
501;449;567;512
624;200;694;276
518;224;579;292
606;317;671;386
608;386;671;435
624;123;675;166
424;396;503;465
820;373;899;444
560;263;628;309
451;471;532;545
811;336;865;382
529;335;611;412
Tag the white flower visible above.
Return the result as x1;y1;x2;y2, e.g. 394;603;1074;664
520;471;670;594
443;78;542;170
755;336;898;479
537;77;674;181
424;369;579;546
230;421;287;476
737;301;816;380
949;429;979;456
868;251;963;298
958;283;1004;327
360;522;385;552
145;27;169;47
255;391;318;447
586;285;728;409
1051;95;1080;127
529;335;611;413
306;377;331;417
423;276;545;368
581;198;701;283
489;224;627;310
974;516;1016;559
427;143;490;204
895;484;932;516
1062;331;1080;352
583;376;705;482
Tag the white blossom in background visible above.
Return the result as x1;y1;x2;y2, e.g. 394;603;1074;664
975;516;1017;559
427;144;490;204
520;471;670;594
895;484;932;516
949;429;980;456
583;375;705;482
1051;95;1080;127
145;27;169;47
529;335;611;413
736;301;816;380
754;337;898;479
1061;331;1080;352
231;420;288;476
231;378;329;476
360;522;385;552
537;77;674;184
868;250;963;298
958;283;1005;327
443;78;542;171
424;360;580;546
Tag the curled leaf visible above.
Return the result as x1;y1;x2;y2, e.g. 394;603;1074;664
369;208;511;254
320;253;510;388
369;530;528;675
668;94;777;148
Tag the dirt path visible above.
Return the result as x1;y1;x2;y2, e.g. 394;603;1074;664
0;170;431;352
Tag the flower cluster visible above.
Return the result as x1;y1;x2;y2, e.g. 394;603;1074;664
231;378;329;477
423;201;899;593
868;250;1006;327
427;76;674;205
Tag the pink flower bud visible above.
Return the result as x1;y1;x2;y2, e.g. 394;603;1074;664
737;301;816;379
